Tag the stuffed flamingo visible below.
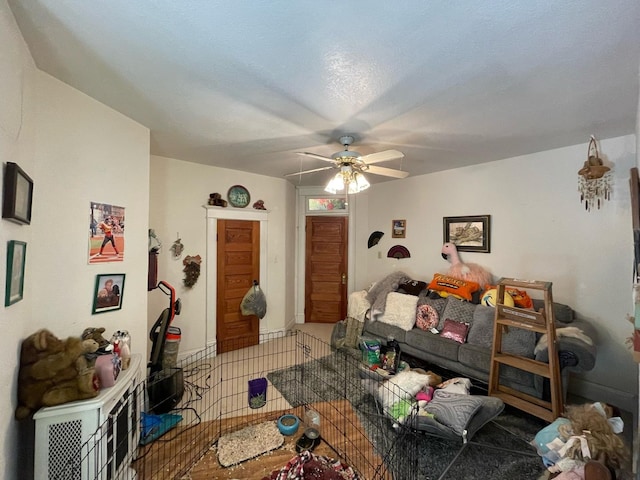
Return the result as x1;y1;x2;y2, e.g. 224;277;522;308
441;242;492;290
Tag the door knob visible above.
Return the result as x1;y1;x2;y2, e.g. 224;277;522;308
341;273;347;284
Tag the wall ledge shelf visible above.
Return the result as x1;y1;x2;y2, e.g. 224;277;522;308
203;205;269;220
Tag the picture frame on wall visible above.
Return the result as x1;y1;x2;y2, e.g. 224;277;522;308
5;240;27;306
443;215;491;253
392;219;406;238
92;273;125;314
2;162;34;225
88;202;125;264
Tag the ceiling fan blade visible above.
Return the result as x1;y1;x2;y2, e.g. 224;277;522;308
284;166;334;177
365;165;409;179
359;149;404;164
296;151;336;163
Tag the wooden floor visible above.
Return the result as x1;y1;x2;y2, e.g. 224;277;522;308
188;399;390;480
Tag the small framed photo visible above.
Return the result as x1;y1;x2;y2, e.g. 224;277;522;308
92;273;125;314
392;219;406;238
443;215;491;253
2;162;34;225
5;240;27;306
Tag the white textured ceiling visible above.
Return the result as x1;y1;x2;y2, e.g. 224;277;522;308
8;0;640;186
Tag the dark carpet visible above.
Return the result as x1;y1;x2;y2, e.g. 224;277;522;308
267;348;550;480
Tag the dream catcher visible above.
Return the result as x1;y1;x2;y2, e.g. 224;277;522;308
578;136;611;211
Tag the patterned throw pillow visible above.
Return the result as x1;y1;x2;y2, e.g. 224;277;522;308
440;319;469;343
439;296;476;331
415;304;439;331
426;390;485;435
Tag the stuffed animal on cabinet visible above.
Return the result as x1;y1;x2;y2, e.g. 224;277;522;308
15;329;100;420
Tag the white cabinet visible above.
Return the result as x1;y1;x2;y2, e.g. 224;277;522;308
34;355;142;480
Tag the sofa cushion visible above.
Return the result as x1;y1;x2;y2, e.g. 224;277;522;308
532;299;574;324
466;304;536;358
364;320;407;344
439;297;476;331
405;328;460;362
458;343;535;387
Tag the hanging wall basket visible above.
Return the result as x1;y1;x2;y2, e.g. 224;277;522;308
578;136;611;211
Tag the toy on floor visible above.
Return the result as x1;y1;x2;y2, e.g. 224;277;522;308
533;402;629;478
15;329;100;420
441;242;492;290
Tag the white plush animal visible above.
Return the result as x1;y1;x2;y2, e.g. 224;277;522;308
534;327;593;355
377;370;438;411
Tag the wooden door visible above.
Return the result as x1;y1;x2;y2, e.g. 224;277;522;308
216;219;260;353
305;216;348;323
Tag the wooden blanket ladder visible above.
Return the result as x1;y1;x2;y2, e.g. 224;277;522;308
488;278;564;422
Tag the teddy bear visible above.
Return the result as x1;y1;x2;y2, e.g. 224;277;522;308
82;326;113;357
15;329;100;420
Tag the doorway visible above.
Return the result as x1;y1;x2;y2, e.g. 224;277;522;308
216;219;260;353
304;216;348;323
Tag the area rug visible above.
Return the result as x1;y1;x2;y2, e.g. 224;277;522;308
267;349;550;480
217;421;284;467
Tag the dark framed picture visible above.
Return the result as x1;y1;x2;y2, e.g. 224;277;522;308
392;219;406;238
2;162;34;225
5;240;27;306
443;215;491;253
92;273;125;314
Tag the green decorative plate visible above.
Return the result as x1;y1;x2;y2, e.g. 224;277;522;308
227;185;250;208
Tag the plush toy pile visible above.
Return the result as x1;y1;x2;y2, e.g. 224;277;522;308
533;402;630;478
15;329;100;420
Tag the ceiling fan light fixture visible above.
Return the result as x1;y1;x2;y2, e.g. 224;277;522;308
324;173;345;194
324;166;369;194
352;172;370;193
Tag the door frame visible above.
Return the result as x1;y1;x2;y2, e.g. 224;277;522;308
205;206;269;348
295;187;358;324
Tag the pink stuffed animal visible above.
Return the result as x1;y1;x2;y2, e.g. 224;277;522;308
441;242;492;290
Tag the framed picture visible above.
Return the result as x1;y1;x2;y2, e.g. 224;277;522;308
92;273;125;314
5;240;26;306
88;202;125;264
392;219;406;238
2;162;34;225
443;215;491;253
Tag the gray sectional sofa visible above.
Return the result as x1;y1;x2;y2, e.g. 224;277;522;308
357;288;597;401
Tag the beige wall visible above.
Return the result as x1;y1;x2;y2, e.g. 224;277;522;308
0;1;37;477
360;135;637;411
148;155;297;357
1;2;150;478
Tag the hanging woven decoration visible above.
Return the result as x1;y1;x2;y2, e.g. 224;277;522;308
578;136;611;212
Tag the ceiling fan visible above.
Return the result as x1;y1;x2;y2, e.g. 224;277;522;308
285;135;408;193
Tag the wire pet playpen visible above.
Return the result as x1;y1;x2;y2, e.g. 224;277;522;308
55;330;425;480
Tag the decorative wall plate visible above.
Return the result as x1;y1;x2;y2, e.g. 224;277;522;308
227;185;251;208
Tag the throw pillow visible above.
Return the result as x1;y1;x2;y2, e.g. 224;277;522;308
426;390;485;435
440;319;469;343
483;285;533;309
379;292;418;331
415;304;439;331
398;280;428;296
427;273;479;301
439;296;477;331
